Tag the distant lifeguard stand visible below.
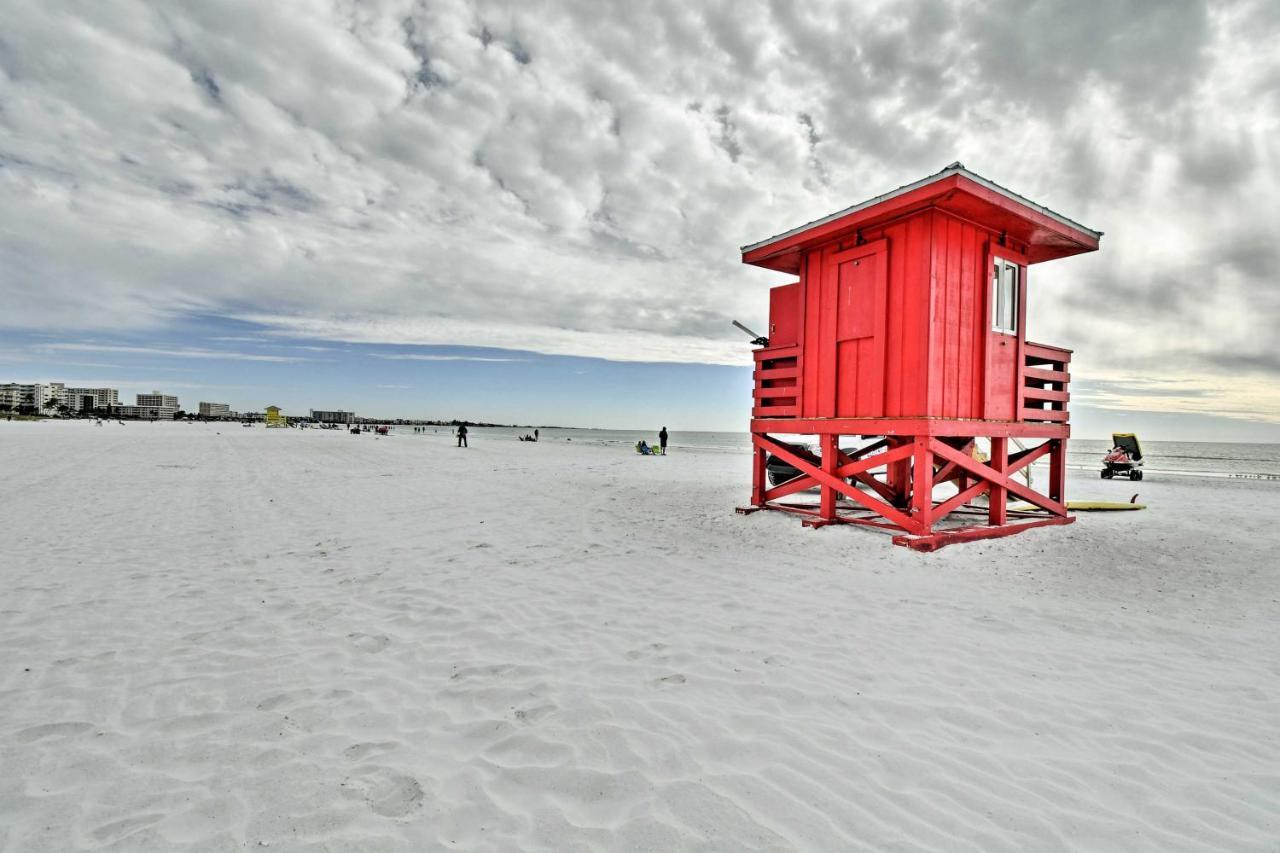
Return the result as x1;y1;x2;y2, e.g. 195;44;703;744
265;405;287;428
738;163;1101;550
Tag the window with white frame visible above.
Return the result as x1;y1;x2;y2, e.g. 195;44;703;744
991;256;1020;334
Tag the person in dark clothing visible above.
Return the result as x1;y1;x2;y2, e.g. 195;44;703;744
534;428;539;441
457;423;468;448
658;426;668;454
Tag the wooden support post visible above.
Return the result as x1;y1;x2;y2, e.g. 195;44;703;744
887;437;911;508
989;436;1008;526
911;435;933;534
1049;438;1066;505
751;437;768;506
819;433;838;521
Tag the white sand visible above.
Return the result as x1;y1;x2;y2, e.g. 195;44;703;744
1;420;1277;852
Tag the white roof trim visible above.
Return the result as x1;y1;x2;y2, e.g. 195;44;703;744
741;162;1103;255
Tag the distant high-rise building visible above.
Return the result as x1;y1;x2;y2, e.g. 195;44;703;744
310;409;355;424
0;382;66;414
137;391;179;409
199;401;231;417
111;390;180;420
65;387;120;412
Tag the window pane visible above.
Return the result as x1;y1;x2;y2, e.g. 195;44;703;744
992;261;1002;330
1007;265;1019;332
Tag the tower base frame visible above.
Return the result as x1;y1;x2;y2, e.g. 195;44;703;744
740;420;1071;552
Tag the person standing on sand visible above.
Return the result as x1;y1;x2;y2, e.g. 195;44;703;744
457;423;468;448
534;428;539;441
659;426;668;455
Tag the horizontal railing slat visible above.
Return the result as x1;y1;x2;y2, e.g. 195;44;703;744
1020;408;1069;422
754;345;800;362
1023;366;1069;384
1023;388;1070;403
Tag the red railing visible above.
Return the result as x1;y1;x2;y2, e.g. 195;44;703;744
1022;341;1071;424
752;345;800;418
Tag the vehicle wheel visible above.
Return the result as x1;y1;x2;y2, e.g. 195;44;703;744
1132;470;1143;481
1101;469;1112;479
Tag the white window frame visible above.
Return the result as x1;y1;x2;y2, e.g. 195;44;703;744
991;256;1020;335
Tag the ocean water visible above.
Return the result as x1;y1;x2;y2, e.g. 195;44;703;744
414;426;1280;482
1068;439;1280;481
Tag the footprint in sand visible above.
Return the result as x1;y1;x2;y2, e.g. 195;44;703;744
256;688;353;712
653;674;687;687
88;812;164;844
512;704;556;724
341;770;425;819
343;741;400;761
347;632;391;653
15;721;94;742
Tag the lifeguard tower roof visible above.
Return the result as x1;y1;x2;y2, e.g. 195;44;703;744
742;162;1102;274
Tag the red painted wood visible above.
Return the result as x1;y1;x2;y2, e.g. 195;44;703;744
958;220;977;418
740;168;1099;547
1049;438;1066;503
754;344;799;361
752;444;768;506
750;418;1070;438
932;478;989;521
1023;366;1068;384
1021;408;1068;422
1024;388;1069;403
755;366;798;381
988;436;1008;525
754;434;920;532
1015;259;1029;419
820;434;838;520
741;173;1100;274
893;516;1074;552
911;435;934;533
931;438;1066;516
1024;341;1072;363
768;282;800;347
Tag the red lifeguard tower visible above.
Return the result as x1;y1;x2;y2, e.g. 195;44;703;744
738;163;1101;551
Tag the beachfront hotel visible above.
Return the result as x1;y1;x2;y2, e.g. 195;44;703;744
110;390;180;420
2;383;123;414
198;401;231;417
0;382;67;415
310;409;355;424
64;387;120;412
137;391;179;409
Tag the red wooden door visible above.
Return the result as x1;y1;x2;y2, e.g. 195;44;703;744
984;248;1026;420
768;282;799;347
819;240;888;418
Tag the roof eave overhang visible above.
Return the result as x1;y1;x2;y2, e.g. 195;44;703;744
741;165;1102;273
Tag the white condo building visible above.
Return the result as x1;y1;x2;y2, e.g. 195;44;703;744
111;390;179;420
0;382;66;414
64;387;121;412
137;391;179;409
310;409;355;424
199;401;231;417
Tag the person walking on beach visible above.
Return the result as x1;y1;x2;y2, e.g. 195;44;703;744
658;426;668;455
457;423;468;448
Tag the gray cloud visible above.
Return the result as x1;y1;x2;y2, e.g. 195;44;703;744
0;0;1276;382
43;343;313;363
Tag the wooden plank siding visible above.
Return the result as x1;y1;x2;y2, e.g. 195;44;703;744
926;211;989;420
753;203;1076;428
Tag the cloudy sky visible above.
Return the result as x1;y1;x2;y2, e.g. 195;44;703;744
1;0;1278;436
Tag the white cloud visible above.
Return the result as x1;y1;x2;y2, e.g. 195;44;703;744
1;0;1278;421
369;352;524;363
42;343;313;363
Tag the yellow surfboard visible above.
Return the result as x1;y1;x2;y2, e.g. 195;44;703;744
1011;501;1145;512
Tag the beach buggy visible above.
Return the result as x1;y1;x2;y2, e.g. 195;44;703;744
1101;433;1144;480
